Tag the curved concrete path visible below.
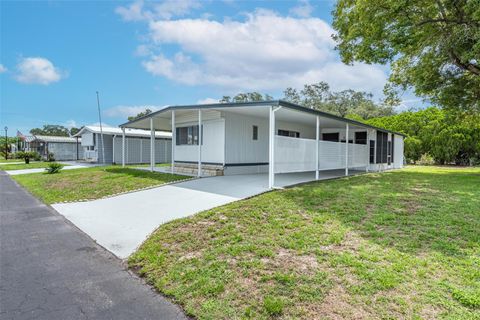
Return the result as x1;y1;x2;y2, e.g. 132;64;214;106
0;172;186;320
51;170;356;259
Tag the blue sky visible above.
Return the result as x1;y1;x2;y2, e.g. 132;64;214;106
0;0;420;135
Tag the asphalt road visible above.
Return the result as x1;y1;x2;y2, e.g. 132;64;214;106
0;171;187;320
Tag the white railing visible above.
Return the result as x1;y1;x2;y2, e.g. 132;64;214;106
274;136;368;173
274;136;316;173
84;150;97;161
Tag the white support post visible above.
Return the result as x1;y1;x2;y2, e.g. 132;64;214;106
198;109;202;177
150;117;155;172
345;123;349;176
315;115;320;180
366;129;370;172
171;110;175;174
112;135;115;164
121;128;126;167
268;106;275;189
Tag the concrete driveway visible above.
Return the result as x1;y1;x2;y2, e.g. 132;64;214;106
52;174;271;258
52;170;359;259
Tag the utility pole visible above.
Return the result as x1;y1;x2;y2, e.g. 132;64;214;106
96;91;106;165
4;126;8;160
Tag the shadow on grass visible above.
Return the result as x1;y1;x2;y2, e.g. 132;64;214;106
103;167;185;182
278;169;480;257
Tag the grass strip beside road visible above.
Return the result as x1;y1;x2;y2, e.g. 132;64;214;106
13;166;187;204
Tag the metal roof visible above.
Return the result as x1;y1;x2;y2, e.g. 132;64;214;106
119;100;406;137
25;135;80;143
74;125;172;138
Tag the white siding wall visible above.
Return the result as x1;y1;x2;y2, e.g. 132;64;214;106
224;113;269;164
81;132;94;146
174;118;225;164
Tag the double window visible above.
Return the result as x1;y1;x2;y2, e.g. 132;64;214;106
176;125;202;145
278;129;300;138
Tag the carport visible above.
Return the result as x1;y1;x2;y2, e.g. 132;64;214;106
119;100;395;188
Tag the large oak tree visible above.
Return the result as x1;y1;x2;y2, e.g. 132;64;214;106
332;0;480;112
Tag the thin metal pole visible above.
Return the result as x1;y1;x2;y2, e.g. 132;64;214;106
345;123;349;176
150;117;155;172
268;106;275;189
4;127;7;160
198;109;202;177
315;116;319;180
171;110;175;174
121;128;125;167
96;91;106;165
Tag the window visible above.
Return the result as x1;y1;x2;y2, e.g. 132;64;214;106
176;125;202;145
252;125;258;140
355;131;367;144
376;131;388;163
369;140;375;163
278;129;300;138
322;132;339;142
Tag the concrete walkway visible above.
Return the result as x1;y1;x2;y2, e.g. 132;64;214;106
6;161;101;175
52;170;361;258
0;172;186;320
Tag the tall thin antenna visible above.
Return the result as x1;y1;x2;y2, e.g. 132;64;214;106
96;91;106;165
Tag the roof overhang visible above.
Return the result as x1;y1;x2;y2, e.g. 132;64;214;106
119;100;406;137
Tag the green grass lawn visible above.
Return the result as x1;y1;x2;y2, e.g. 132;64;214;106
13;166;187;204
129;166;480;319
0;161;67;171
0;158;25;163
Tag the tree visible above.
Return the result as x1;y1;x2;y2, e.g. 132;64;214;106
283;82;396;119
69;127;81;136
220;92;273;103
30;125;70;136
128;109;153;122
366;107;480;165
332;0;480;112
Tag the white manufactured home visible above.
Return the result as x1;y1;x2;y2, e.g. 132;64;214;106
74;126;172;164
119;101;405;188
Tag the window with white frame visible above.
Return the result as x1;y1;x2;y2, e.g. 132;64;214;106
176;125;203;145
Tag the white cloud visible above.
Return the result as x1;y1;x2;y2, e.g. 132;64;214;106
290;0;314;18
103;105;164;118
120;4;389;96
0;64;7;73
197;97;219;104
15;57;64;85
116;0;200;21
64;120;78;128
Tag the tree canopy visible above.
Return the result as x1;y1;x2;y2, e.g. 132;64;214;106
332;0;480;112
30;125;73;137
283;82;396;119
220;92;273;103
366;107;480;165
128;109;153;122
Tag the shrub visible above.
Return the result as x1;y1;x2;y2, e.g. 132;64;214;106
47;152;55;162
16;151;40;164
418;153;435;165
45;162;64;174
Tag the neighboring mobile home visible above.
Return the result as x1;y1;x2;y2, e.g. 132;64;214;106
74;126;172;164
24;135;83;161
119;100;405;188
